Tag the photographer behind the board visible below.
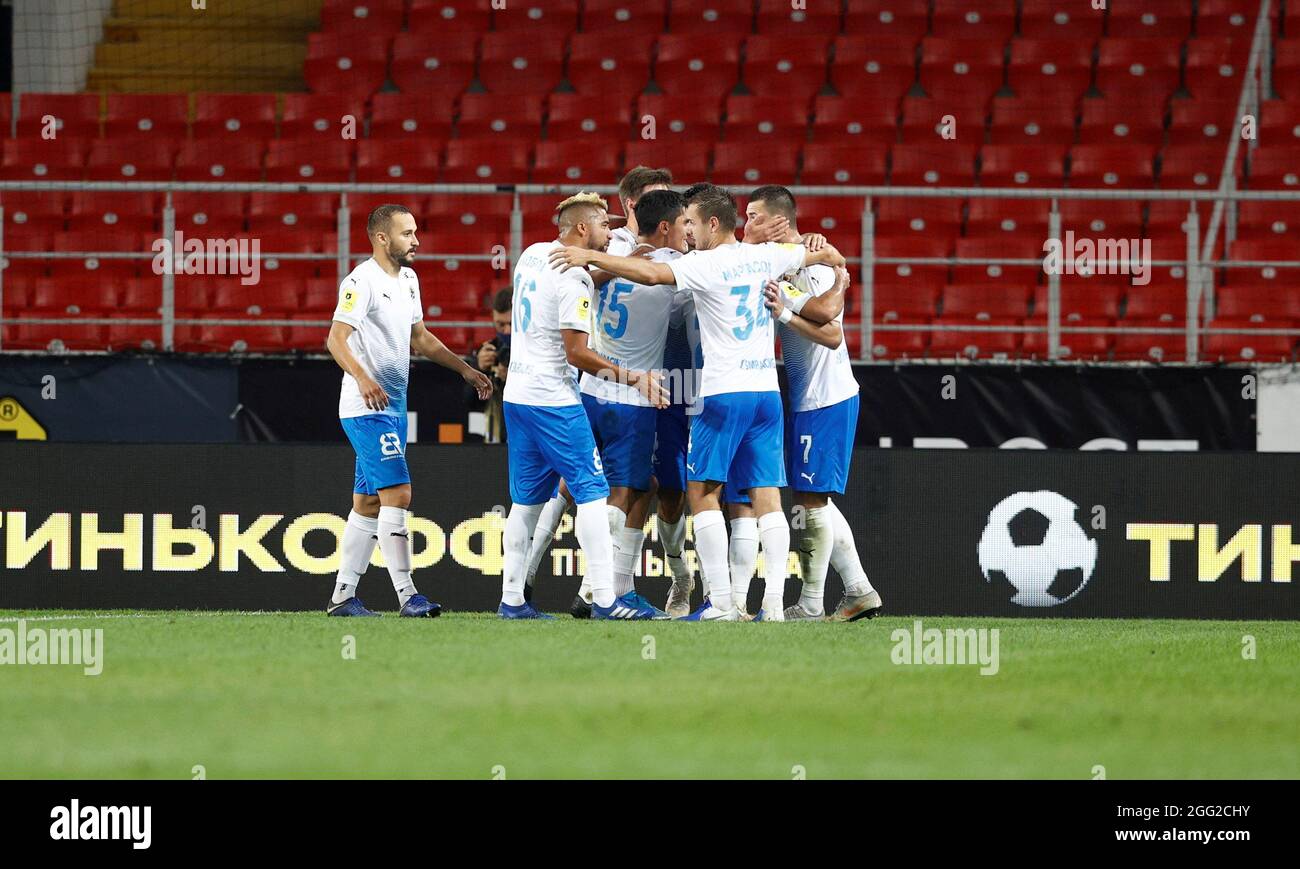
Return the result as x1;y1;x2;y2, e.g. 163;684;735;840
465;287;512;443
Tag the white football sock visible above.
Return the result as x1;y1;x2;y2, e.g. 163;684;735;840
377;505;416;606
692;510;732;612
827;499;874;596
574;499;616;607
758;511;791;613
524;494;568;590
332;510;378;604
795;506;833;615
657;513;690;582
728;516;759;612
502;502;545;606
613;525;645;597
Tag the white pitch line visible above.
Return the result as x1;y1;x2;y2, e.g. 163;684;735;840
0;612;283;623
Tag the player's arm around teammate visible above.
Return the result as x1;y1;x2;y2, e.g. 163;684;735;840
763;269;850;348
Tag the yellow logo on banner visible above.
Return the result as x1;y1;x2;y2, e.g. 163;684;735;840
340;289;356;313
576;296;590;321
0;396;47;440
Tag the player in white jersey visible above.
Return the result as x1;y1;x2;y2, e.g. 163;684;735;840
517;168;675;616
499;192;668;620
748;186;883;622
325;204;492;617
551;184;846;621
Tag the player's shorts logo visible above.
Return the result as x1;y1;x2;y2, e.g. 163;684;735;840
592;445;604;474
378;432;403;457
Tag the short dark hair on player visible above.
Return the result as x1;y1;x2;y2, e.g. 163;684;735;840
366;204;412;237
618;166;674;204
686;184;738;233
749;185;797;222
633;189;686;239
492;287;512;313
682;182;712;199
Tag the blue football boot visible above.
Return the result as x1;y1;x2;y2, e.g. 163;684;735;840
327;597;379;617
399;594;442;618
497;601;555;620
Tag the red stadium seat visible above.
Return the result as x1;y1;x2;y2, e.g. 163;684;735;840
192;93;277;140
810;95;898;144
667;0;754;35
209;278;299;314
479;29;567;93
899;95;989;143
978;144;1066;186
942;283;1031;319
2;190;67;238
67;191;158;234
845;1;929;42
966;199;1051;237
46;255;141;281
356;140;441;182
389;34;475;96
1227;239;1297;285
407;0;493;34
1159;145;1228;189
635;94;724;145
249;193;338;234
567;33;654;100
105;322;163;352
119;278;162;313
1032;283;1124;322
1202;329;1295;363
756;0;841;36
1259;100;1300;146
1021;317;1113;360
1198;0;1269;38
1124;286;1190;326
280;94;370;139
873;282;939;322
876;197;963;238
84;139;176;181
1;138;88;180
800;143;888;185
546;93;633;143
189;324;289;353
1235;200;1300;240
457;93;544;140
1215;285;1300;323
319;0;406;34
1107;0;1193;38
1245;146;1300;188
264;140;354;183
987;97;1077;145
873;234;952;294
1068;145;1158;188
1059;199;1144;237
10;323;106;352
928;318;1022;358
490;1;577;32
1272;40;1300;101
104;93;189;139
931;0;1016;40
742;36;832;103
1113;326;1189;363
952;235;1043;286
30;275;120;314
723;95;811;142
1019;0;1104;39
1184;37;1250;99
582;0;668;34
710;143;798;185
369;92;456;140
1095;38;1182;101
890;143;978;186
623;140;709;181
918;37;1004;103
425;193;514;226
1168;97;1239;146
16;93;100;138
863;327;927;360
442;138;531;182
174;141;265;183
795;195;867;245
531;142;621;184
1006;38;1093;104
304;55;389;97
1077;97;1168;146
654;34;743;98
830;36;916;101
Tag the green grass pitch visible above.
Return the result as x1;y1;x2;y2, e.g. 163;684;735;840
1;611;1297;779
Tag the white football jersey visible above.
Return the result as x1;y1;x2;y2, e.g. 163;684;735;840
575;225;638;388
333;257;422;419
778;263;859;413
503;241;595;407
664;291;703;410
668;241;808;398
581;247;683;406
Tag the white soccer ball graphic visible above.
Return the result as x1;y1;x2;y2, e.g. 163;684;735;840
978;491;1098;607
